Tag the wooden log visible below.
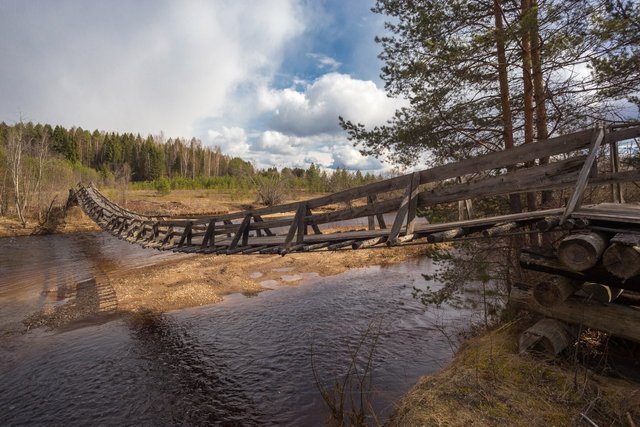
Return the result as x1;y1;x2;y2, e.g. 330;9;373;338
302;242;332;252
536;217;561;232
602;234;640;279
520;250;640;292
482;221;519;237
533;276;580;307
519;318;578;355
580;283;623;303
427;228;466;243
242;245;269;254
329;240;357;251
352;237;386;249
557;231;608;271
510;282;640;343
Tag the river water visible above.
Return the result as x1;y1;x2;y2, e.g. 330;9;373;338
0;233;485;425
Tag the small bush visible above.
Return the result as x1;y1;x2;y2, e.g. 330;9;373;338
154;177;171;195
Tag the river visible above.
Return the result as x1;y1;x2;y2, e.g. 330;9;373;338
0;232;486;425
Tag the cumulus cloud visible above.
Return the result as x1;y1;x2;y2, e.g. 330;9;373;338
0;0;303;137
206;126;250;157
258;72;406;136
330;146;384;170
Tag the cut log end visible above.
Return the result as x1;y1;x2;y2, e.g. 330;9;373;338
602;242;640;280
557;232;608;272
519;318;577;356
533;276;579;307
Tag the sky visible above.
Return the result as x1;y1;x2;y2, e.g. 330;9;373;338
0;0;407;173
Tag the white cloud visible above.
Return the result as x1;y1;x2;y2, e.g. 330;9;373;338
207;126;250;157
258;72;406;136
0;0;304;138
307;53;341;71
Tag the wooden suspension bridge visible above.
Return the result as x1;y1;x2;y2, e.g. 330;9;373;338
69;124;640;350
68;124;640;257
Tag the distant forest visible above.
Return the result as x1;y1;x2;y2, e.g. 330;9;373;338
0;121;379;226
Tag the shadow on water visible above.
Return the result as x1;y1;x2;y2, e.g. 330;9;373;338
126;311;264;425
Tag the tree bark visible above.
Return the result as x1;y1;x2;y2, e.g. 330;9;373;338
530;0;553;207
494;0;521;213
522;0;537;212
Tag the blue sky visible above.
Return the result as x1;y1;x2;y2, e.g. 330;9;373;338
0;0;405;172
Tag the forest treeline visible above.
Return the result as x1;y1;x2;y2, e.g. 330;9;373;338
0;121;379;226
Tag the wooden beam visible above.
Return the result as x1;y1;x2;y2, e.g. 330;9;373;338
406;172;421;234
201;219;216;248
229;215;252;250
561;126;605;223
177;222;193;248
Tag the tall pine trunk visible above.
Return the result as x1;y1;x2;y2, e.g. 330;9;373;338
522;0;537;212
530;0;554;207
494;0;522;213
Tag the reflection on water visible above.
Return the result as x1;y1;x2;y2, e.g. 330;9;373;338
0;233;485;425
0;233;185;331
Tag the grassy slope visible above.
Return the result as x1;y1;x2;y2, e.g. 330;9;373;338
390;319;640;426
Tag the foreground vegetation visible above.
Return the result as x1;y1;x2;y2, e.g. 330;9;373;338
391;319;640;426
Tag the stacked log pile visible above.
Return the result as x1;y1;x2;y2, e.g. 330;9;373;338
512;228;640;355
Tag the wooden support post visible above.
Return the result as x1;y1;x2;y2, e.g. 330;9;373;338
229;215;252;249
177;222;193;248
406;172;421;234
609;140;624;203
367;195;376;230
558;231;608;271
560;126;605;224
284;204;305;246
253;214;275;236
305;206;322;235
389;172;420;244
223;219;233;238
201;219;216;248
602;234;640;279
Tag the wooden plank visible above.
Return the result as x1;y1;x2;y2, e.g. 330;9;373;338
561;126;605;223
416;156;585;208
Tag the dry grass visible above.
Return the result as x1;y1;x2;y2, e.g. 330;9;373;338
390;320;640;426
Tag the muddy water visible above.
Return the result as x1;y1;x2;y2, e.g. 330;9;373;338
0;233;485;425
